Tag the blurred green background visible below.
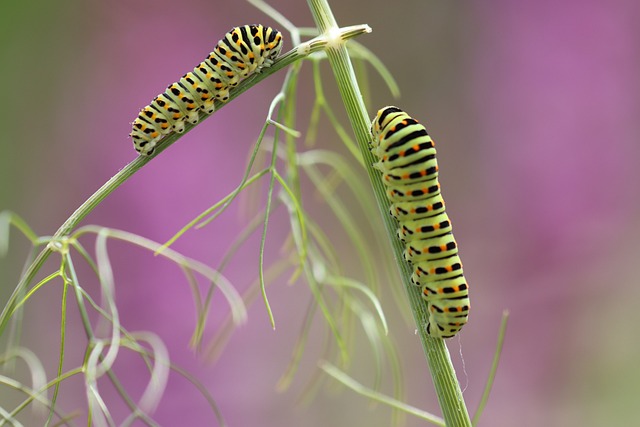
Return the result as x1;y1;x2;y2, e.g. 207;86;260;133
1;0;640;426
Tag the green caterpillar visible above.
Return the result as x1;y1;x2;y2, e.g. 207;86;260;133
130;25;283;156
370;106;470;338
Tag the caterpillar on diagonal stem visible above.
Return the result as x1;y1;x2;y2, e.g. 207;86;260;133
130;25;283;156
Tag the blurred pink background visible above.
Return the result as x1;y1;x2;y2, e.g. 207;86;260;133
1;0;639;426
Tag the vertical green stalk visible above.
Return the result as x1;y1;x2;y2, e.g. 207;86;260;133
306;0;472;425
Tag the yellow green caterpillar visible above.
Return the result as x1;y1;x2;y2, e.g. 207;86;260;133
130;25;283;156
371;106;470;338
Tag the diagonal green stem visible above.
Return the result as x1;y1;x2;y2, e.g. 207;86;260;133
0;23;372;341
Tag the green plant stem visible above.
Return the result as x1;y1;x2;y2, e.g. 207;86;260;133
0;157;149;338
473;310;509;426
306;1;472;425
0;24;372;340
321;362;445;426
